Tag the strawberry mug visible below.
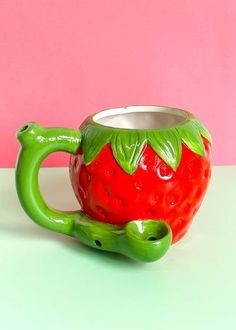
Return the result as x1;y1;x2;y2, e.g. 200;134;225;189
16;106;212;262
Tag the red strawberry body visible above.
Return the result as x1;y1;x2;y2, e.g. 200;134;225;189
70;139;211;243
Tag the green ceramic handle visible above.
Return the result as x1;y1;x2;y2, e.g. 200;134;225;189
16;122;172;262
16;122;82;235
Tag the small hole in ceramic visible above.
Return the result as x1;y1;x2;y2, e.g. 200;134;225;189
147;236;157;241
19;125;29;132
94;240;102;247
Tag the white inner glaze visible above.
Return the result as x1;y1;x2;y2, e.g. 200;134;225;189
92;106;188;129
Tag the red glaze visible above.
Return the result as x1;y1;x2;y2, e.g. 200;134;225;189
70;140;211;243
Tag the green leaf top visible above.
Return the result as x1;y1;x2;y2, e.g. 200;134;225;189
147;130;182;170
82;125;111;164
111;131;147;175
81;118;212;175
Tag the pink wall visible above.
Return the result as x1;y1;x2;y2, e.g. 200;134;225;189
0;0;235;167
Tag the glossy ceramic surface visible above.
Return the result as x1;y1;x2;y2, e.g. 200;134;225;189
71;106;212;242
16;106;212;262
71;143;211;243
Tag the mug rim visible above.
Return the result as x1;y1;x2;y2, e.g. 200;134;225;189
88;105;191;131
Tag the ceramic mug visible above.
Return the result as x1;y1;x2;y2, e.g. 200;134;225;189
16;106;212;262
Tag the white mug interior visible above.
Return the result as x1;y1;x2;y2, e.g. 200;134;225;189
92;106;189;130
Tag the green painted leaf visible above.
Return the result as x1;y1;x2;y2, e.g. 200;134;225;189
177;122;205;156
147;130;182;170
111;131;147;174
191;119;212;144
82;125;112;164
80;117;212;174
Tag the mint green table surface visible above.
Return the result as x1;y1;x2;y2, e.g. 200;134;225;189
0;167;235;330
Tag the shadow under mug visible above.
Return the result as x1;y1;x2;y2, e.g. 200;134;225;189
16;105;212;262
